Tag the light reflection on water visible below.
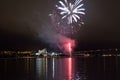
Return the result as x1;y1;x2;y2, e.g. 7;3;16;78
0;56;120;80
35;57;86;80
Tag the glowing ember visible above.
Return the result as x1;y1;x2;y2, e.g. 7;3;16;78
55;34;75;54
68;42;72;55
63;40;75;54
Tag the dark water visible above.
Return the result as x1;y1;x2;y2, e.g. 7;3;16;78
0;56;120;80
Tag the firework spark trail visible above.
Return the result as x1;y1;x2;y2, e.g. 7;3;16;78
68;42;72;55
56;0;85;24
49;0;85;35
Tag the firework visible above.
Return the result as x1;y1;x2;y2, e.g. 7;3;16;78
50;0;85;35
56;0;85;24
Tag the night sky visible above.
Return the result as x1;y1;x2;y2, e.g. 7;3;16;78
0;0;120;51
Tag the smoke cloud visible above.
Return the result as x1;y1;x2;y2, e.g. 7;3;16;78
36;22;76;53
26;11;76;53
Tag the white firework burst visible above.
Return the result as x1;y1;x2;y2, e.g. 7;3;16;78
56;0;85;24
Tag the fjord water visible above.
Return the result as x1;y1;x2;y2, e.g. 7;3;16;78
0;56;120;80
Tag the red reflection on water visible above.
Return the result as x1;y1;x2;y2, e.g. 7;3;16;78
68;58;72;80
